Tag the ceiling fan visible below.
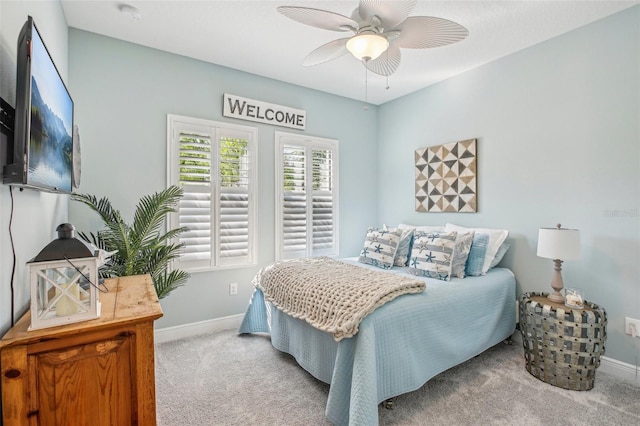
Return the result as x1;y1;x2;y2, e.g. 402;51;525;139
277;0;469;76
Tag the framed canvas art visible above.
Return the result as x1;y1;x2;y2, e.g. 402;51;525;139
415;138;477;212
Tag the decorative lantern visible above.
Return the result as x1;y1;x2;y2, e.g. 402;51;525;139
28;223;102;330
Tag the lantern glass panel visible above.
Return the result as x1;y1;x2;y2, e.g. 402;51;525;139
36;265;92;319
29;257;100;330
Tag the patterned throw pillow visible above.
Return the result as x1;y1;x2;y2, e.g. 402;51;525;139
450;231;475;278
397;224;444;264
408;231;457;281
358;227;403;269
383;224;414;266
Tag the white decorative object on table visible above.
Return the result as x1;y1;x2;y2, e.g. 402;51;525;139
27;223;103;330
564;287;585;309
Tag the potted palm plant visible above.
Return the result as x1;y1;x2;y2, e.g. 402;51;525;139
71;185;189;299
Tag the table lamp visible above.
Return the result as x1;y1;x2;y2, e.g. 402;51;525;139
537;224;581;303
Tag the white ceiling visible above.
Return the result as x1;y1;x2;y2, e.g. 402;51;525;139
60;0;638;105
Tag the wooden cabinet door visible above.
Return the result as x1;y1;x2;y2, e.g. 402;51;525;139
31;336;134;426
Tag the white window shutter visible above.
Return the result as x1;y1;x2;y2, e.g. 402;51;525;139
168;115;257;272
282;145;308;256
276;132;338;260
312;148;334;254
179;190;212;262
218;135;253;266
219;190;249;257
177;129;213;270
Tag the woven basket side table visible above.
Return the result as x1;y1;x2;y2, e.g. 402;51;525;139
519;292;607;391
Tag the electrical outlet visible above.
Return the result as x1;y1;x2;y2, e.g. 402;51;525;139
625;317;640;338
229;282;238;296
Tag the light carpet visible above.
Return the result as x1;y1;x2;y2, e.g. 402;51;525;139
155;329;639;425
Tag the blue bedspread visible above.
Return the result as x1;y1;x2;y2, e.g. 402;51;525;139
239;258;516;425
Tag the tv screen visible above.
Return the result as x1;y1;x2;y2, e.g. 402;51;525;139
3;16;74;193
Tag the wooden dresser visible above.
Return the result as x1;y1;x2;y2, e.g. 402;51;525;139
1;274;163;425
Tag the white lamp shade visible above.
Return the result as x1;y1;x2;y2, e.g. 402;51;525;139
537;227;581;260
346;32;389;61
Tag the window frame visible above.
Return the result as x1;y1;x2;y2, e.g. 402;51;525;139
167;114;258;272
275;131;339;261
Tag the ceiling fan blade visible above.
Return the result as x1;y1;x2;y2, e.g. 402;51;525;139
277;6;358;32
365;45;401;76
302;38;350;66
394;16;469;49
357;0;416;30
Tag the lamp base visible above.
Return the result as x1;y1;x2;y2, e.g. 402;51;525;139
546;292;564;304
547;259;565;304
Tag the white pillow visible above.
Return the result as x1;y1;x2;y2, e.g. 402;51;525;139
445;223;508;275
398;223;445;233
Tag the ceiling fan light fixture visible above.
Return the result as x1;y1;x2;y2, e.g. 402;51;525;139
346;32;389;61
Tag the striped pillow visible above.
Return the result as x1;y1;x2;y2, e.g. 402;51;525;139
358;227;402;269
408;231;457;281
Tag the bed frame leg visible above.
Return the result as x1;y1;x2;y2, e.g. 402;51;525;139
383;399;394;410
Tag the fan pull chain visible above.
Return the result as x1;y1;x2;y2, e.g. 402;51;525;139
385;49;390;90
363;59;369;110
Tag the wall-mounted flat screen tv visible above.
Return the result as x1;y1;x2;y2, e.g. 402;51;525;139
3;16;74;193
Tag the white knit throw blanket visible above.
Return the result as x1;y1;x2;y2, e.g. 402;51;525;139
254;257;426;341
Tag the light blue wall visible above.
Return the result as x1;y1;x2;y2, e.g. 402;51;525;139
378;7;639;365
0;1;69;337
67;29;378;329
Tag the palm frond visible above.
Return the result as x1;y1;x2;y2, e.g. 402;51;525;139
71;193;122;225
132;186;183;247
77;230;104;249
71;185;189;298
155;227;188;245
154;269;189;299
144;243;184;279
76;231;120;279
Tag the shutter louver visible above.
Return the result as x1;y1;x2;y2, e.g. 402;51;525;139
282;146;307;253
179;190;212;261
219;191;249;257
178;131;212;265
179;132;211;185
219;137;251;263
312;194;333;250
283;191;307;252
312;149;333;252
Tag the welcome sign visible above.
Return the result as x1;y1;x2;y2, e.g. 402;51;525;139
223;93;306;130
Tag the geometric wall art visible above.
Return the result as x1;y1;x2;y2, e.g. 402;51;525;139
415;138;477;212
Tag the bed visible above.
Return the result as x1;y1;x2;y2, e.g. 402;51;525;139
239;252;516;426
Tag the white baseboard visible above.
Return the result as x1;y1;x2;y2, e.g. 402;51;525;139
154;314;244;344
599;356;639;387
